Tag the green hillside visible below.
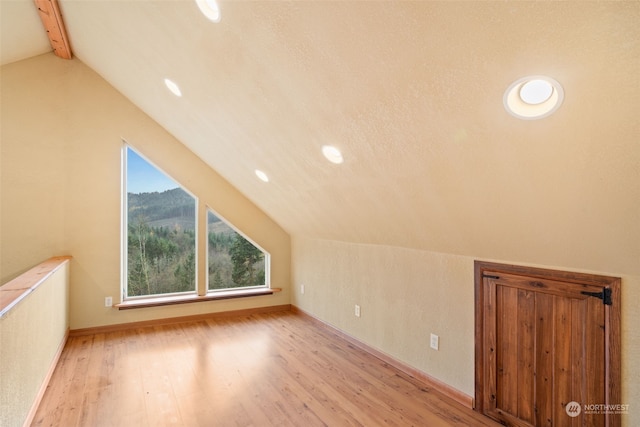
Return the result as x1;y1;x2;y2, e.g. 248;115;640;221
128;188;195;229
126;188;265;296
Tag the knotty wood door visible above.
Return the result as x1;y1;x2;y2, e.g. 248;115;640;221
474;262;621;427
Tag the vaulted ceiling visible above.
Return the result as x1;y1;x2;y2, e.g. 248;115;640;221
2;0;639;275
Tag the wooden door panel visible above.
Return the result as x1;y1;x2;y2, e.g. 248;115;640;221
516;289;535;424
552;295;572;426
534;291;554;426
475;262;620;427
570;299;586;427
486;272;605;299
475;261;621;427
584;296;606;427
496;285;518;416
483;280;497;414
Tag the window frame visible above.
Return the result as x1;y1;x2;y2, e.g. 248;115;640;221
206;205;270;294
121;142;199;301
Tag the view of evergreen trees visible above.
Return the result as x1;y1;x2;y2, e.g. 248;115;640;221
127;188;196;296
207;210;265;290
127;188;265;297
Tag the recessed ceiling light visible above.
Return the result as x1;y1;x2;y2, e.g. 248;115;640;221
322;145;344;164
164;78;182;97
519;79;553;105
195;0;221;22
504;76;564;120
255;169;269;182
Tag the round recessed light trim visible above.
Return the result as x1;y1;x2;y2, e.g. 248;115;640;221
195;0;221;22
255;169;269;183
504;76;564;120
164;78;182;97
322;145;344;164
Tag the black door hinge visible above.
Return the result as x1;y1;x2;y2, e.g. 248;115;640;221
581;288;612;306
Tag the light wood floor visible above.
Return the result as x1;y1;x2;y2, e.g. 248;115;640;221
33;310;500;426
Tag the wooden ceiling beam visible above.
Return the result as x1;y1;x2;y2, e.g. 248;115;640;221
34;0;72;60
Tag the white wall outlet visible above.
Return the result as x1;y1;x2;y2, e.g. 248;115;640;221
354;304;361;317
430;333;439;350
301;284;305;295
105;296;113;307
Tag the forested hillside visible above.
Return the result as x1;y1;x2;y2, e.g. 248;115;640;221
126;189;265;297
128;188;196;229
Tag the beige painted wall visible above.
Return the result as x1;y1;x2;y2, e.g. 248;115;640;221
291;236;639;426
1;53;291;329
0;261;69;427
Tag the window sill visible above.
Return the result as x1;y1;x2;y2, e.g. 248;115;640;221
115;287;281;310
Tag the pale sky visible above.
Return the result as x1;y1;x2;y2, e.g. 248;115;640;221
126;147;179;194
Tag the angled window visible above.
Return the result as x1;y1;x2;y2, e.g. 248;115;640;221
207;209;268;291
124;145;197;298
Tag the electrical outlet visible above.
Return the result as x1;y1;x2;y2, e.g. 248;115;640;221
430;333;439;350
354;304;361;317
105;296;113;307
301;284;305;295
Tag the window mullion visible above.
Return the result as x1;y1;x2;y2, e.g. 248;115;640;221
197;202;207;296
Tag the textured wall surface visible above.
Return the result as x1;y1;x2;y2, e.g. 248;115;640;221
1;54;291;329
292;237;476;395
0;261;69;427
292;236;640;426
